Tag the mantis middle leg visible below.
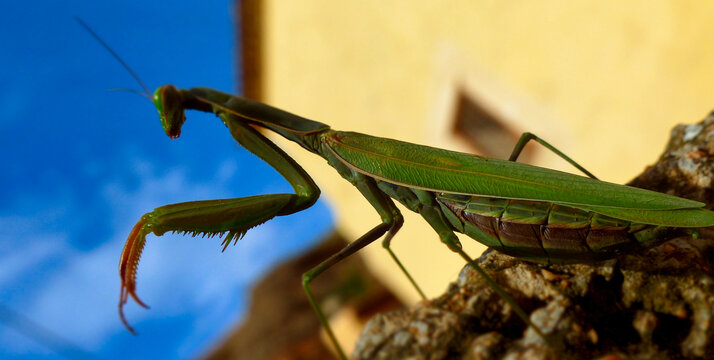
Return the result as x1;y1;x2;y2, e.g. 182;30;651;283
302;172;428;359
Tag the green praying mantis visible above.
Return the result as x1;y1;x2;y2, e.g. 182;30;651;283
79;19;714;359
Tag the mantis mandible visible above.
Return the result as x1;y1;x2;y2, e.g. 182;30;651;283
79;19;714;359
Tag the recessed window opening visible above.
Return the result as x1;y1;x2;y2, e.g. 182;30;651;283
452;91;535;163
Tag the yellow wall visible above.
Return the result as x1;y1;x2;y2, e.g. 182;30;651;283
253;1;714;303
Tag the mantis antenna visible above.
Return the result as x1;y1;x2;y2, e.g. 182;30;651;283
75;17;152;100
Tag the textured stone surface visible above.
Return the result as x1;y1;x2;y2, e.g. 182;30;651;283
353;113;714;359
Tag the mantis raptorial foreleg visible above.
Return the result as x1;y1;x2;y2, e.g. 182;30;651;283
119;194;295;319
509;132;598;179
221;113;321;212
119;113;321;332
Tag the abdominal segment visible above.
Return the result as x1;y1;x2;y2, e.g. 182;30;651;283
436;193;679;264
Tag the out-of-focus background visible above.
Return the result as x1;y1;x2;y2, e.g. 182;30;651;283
2;1;331;359
4;1;714;359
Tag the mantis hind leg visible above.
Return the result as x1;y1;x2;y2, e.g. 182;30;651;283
414;189;549;341
510;132;598;179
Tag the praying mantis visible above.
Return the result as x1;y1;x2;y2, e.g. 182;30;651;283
79;19;714;359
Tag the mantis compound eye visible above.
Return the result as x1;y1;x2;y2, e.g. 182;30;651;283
153;85;186;139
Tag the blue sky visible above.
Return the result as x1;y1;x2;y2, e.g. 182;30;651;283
1;1;333;358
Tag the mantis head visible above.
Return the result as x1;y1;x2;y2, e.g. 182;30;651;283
76;18;186;139
153;85;186;139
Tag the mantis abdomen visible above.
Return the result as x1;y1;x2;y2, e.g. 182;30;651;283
437;193;685;264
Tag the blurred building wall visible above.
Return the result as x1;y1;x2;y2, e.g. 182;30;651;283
241;0;714;303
